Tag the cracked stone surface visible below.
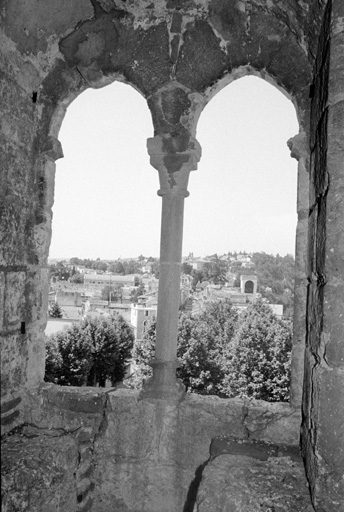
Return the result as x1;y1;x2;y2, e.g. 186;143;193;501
1;0;344;510
194;453;314;512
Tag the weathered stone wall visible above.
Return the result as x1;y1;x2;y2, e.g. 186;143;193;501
2;385;305;512
301;0;344;509
0;31;51;422
1;1;343;510
1;0;313;428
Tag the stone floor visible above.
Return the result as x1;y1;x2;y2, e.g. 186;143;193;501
194;436;315;512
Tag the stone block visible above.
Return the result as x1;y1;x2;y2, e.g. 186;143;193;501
45;386;107;414
195;454;314;512
0;333;28;397
318;369;344;471
104;390;159;461
1;427;78;512
3;271;26;329
176;20;227;91
25;329;46;388
38;385;108;433
94;459;194;512
0;272;5;332
243;400;301;446
1;395;23;435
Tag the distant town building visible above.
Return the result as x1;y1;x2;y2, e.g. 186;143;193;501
84;273;139;288
240;274;258;295
130;300;157;341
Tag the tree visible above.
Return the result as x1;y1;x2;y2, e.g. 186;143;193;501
131;299;238;396
130;299;292;402
181;262;193;275
49;262;70;281
130;283;146;304
251;252;295;316
49;302;63;318
177;300;238;395
45;324;92;386
100;285;123;302
82;315;134;386
202;257;228;285
221;301;292;402
191;270;204;289
45;314;134;387
114;261;125;275
123;260;140;275
70;272;84;284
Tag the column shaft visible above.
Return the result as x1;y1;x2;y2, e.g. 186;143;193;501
140;134;201;401
155;192;185;362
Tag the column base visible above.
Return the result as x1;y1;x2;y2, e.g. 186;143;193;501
139;359;185;402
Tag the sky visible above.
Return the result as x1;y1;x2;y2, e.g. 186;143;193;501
49;76;299;261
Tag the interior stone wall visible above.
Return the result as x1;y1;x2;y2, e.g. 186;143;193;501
301;0;344;509
1;1;343;510
2;385;305;512
1;0;313;428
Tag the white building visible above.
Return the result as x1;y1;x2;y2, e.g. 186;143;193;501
130;302;157;341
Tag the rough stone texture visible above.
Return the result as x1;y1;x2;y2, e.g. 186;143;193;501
195;454;314;512
1;425;79;512
301;1;344;510
0;386;303;512
1;1;343;510
92;390;301;511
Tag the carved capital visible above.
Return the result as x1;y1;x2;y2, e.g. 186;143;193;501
287;132;308;161
147;135;202;197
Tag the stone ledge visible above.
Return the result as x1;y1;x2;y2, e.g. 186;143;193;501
44;386;108;414
195;454;314;512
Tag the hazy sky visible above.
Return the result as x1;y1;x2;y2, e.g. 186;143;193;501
49;76;299;261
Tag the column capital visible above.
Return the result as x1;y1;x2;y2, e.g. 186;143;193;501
147;134;202;197
287;131;308;161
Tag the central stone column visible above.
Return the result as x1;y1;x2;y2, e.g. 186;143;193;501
140;134;201;401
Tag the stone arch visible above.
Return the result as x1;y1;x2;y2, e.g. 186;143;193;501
1;0;313;402
240;275;258;296
48;79;155;260
191;67;309;407
245;280;254;294
2;1;343;509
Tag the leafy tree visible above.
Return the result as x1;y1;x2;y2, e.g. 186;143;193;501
152;262;160;279
130;299;292;402
100;285;123;302
113;261;125;275
191;270;204;289
182;262;193;275
221;301;292;402
130;283;146;304
70;272;84;284
45;314;134;387
45;324;93;386
122;260;141;275
82;315;134;386
69;257;81;265
130;318;156;387
176;300;238;395
202;256;228;285
93;260;108;272
49;262;70;281
251;252;295;316
49;302;63;318
131;299;238;396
